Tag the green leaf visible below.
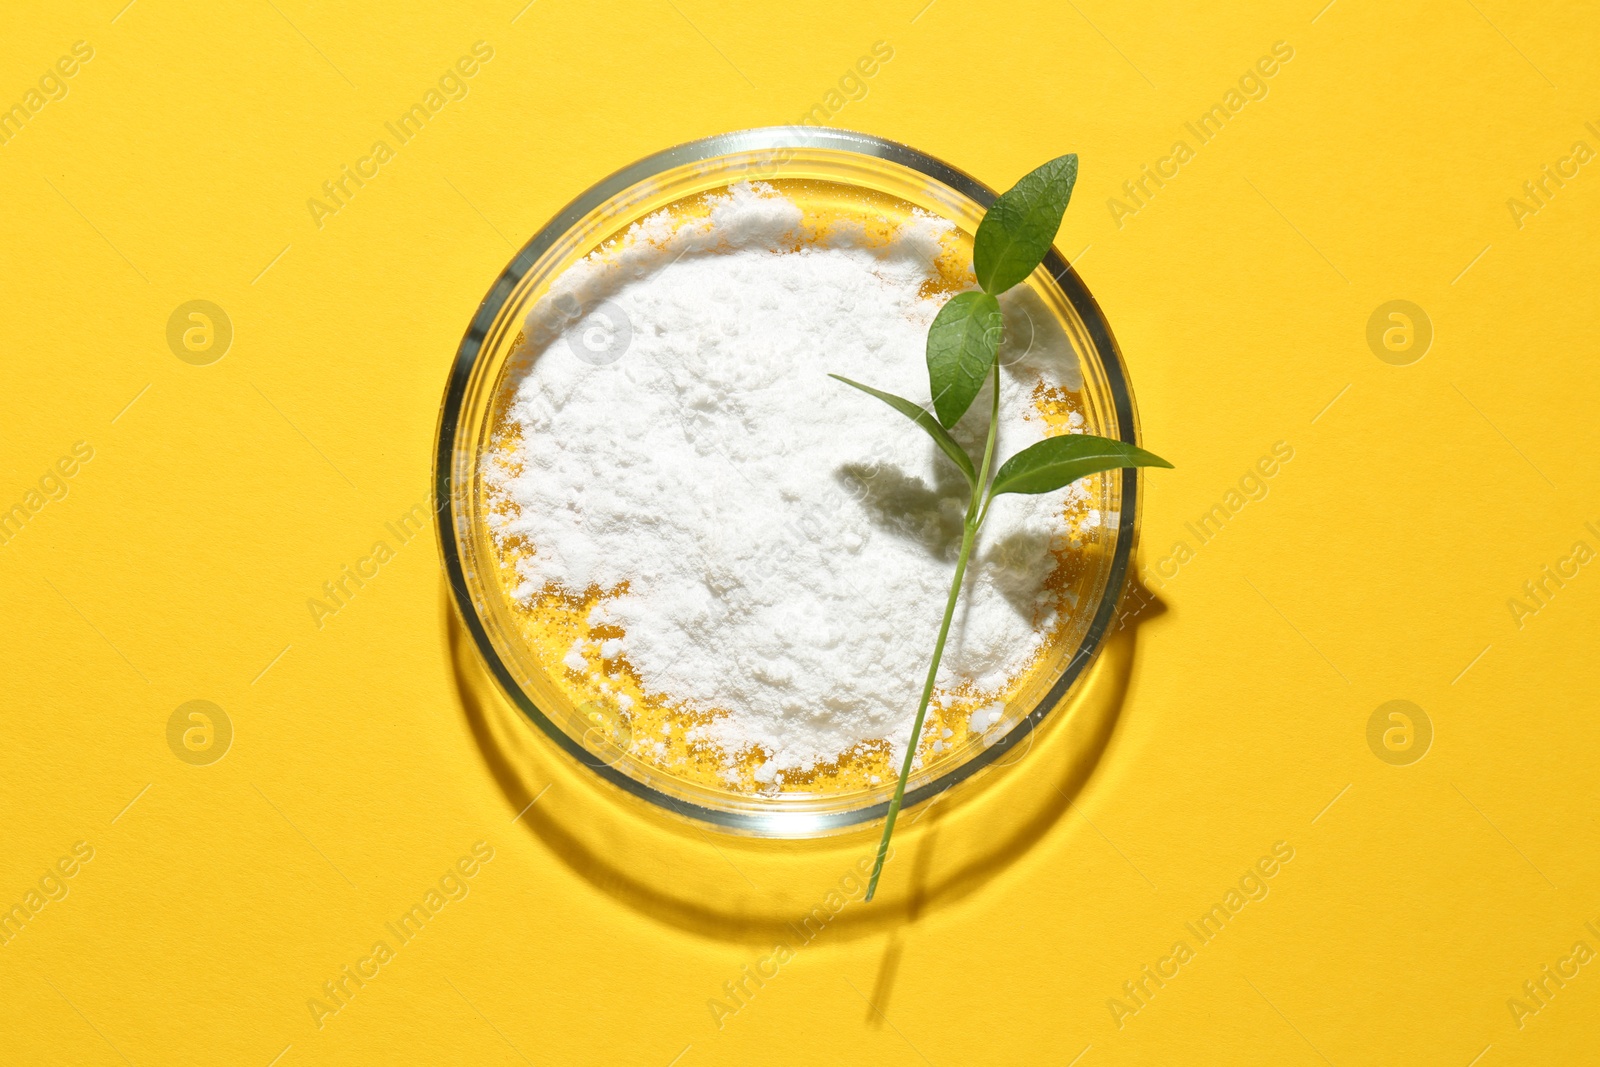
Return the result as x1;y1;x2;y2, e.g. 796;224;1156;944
988;433;1171;499
973;154;1079;296
829;375;976;488
925;291;1002;429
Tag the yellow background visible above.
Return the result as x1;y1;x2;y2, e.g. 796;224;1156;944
3;0;1597;1063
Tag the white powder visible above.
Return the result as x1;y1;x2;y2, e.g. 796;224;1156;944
969;701;1004;731
489;182;1089;777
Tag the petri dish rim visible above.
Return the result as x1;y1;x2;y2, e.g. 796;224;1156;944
434;126;1143;837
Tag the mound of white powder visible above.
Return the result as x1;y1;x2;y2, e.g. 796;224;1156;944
489;182;1091;778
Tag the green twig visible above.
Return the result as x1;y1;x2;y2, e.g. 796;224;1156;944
865;362;1002;901
839;151;1169;903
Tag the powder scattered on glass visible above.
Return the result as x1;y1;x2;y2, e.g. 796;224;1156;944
487;182;1092;783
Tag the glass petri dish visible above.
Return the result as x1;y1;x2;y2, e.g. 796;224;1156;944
435;127;1146;837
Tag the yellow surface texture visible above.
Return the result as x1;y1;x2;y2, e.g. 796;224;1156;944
2;1;1597;1064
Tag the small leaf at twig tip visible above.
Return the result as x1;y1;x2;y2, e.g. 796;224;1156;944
925;291;1002;429
973;154;1079;296
988;433;1172;499
828;374;976;488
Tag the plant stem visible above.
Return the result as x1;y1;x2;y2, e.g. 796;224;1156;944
863;523;973;901
865;362;1002;902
